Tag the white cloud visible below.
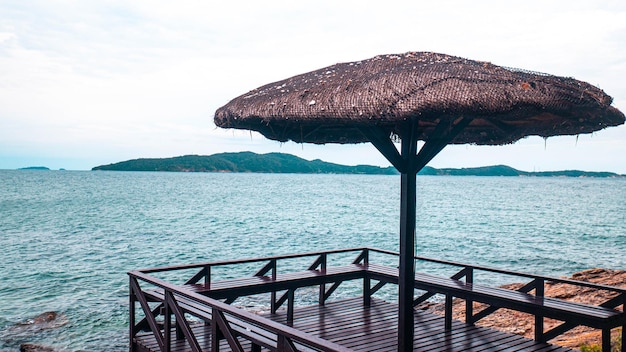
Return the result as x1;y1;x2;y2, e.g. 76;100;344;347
0;0;625;172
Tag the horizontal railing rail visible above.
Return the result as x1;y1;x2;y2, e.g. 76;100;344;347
137;247;366;273
136;247;626;295
369;248;626;295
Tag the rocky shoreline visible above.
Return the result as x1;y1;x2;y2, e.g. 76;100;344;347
419;268;626;351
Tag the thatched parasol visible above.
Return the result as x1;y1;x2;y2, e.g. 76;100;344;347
214;51;624;351
215;52;623;146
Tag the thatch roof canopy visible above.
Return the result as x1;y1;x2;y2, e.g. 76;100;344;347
214;52;624;145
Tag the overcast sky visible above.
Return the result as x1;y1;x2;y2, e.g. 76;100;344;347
1;0;625;173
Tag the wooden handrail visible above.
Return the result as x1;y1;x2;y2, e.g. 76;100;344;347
138;247;368;273
129;270;353;352
368;248;626;295
142;247;626;297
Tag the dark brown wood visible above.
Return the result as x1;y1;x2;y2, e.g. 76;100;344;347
398;121;418;352
371;115;476;351
134;298;576;352
131;276;165;351
358;126;405;173
165;291;201;352
366;264;623;326
279;298;575;352
129;248;625;352
187;264;366;300
212;308;244;352
465;267;474;324
414;116;474;172
254;259;276;278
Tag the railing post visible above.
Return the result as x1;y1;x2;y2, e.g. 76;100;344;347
211;307;222;352
621;293;625;352
318;254;327;306
363;273;371;307
602;328;611;352
129;277;136;352
271;259;277;280
465;267;474;324
277;335;297;352
363;249;372;307
204;265;211;288
175;316;185;341
445;293;453;330
622;306;626;352
164;296;171;352
534;278;545;342
263;259;276;313
129;276;165;351
287;289;295;326
271;291;277;314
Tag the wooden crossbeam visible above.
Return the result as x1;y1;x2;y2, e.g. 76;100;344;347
129;277;165;351
255;259;276;278
468;278;542;323
212;308;245;352
352;249;369;265
358;126;405;172
278;334;298;352
185;265;210;285
165;291;202;352
308;254;327;271
414;116;473;172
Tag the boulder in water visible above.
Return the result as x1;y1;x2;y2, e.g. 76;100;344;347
0;311;68;348
17;312;60;327
20;343;57;352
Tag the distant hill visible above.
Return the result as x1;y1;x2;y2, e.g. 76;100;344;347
419;164;624;177
18;166;50;170
92;152;398;174
92;153;624;177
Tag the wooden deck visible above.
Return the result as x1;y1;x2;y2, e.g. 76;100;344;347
129;248;624;352
134;297;573;352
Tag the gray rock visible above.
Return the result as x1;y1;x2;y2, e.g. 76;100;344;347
20;343;56;352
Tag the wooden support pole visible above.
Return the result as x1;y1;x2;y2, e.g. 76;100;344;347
398;122;418;352
365;118;470;351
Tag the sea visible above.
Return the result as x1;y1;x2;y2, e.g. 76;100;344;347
0;170;624;351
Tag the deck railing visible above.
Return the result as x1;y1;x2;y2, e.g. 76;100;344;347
129;269;354;352
375;248;625;348
129;248;369;352
129;248;625;352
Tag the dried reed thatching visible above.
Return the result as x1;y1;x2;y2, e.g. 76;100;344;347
214;52;624;145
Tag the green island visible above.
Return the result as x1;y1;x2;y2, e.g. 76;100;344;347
18;166;50;170
92;152;396;174
91;152;624;177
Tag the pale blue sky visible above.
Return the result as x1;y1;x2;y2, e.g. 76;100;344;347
1;0;625;172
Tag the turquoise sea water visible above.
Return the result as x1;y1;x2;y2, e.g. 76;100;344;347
0;170;624;351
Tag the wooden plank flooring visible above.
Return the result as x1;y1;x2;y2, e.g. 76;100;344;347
133;297;573;352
